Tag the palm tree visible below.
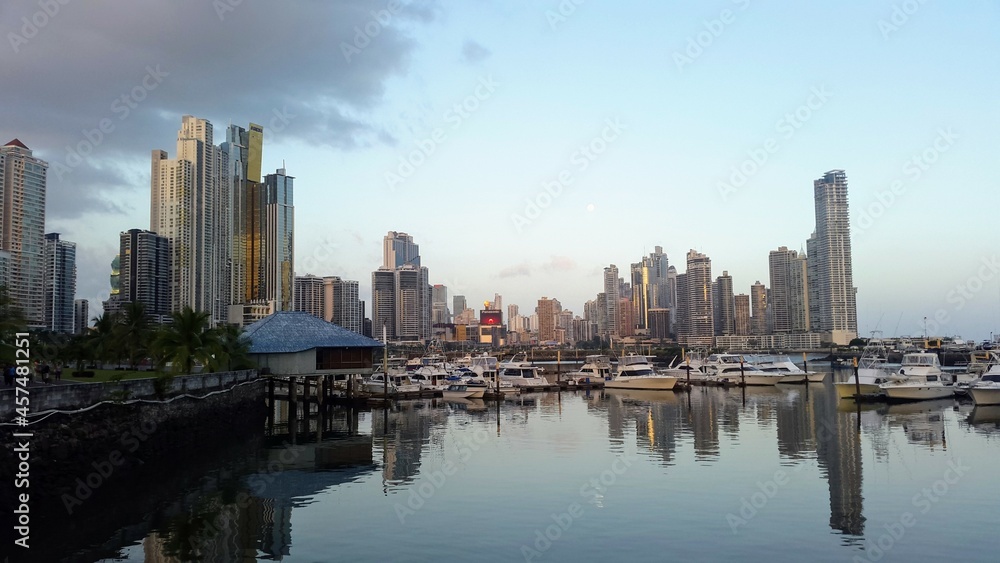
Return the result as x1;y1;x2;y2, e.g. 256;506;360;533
119;301;152;369
0;286;27;365
207;324;254;372
154;307;216;375
89;312;121;368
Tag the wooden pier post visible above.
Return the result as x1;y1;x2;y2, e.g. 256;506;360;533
289;376;298;419
853;357;861;401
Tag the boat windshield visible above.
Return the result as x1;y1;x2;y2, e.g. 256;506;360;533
627;368;654;376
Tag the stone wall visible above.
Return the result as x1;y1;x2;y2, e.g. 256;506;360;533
0;378;267;559
0;370;257;417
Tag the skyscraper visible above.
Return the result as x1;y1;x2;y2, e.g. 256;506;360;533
768;247;794;333
603;264;620;338
1;139;47;327
294;274;324;319
43;233;76;333
734;294;751;336
373;231;429;341
383;231;420;269
714;271;734;336
751;281;768;335
119;229;170;320
682;250;713;346
74;299;89;334
810;170;858;345
151;116;230;323
372;268;396;340
453;295;467;318
325;276;361;333
537;297;557;342
264;168;294;311
432;284;449;325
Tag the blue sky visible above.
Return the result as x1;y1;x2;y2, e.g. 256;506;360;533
4;0;998;340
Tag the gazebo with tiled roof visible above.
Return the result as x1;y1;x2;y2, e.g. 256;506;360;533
242;311;383;377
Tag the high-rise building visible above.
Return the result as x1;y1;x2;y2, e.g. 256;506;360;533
681;250;713;346
648;308;671;341
603;265;620;338
119;229;170;320
537;297;557;342
750;281;768;335
43;233;76;333
372;268;396;340
383;231;420;269
809;170;858;345
714;271;734;336
431;284;449;325
453;295;466;318
507;304;519;332
788;252;810;332
294;274;324;319
666;265;678;335
618;297;634;338
151;116;230;323
374;231;429;341
103;255;124;316
734;294;751;336
1;139;47;327
394;265;423;340
264;168;294;311
770;246;811;334
74;299;89;334
325;276;361;333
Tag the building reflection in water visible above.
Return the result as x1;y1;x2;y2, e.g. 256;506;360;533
142;401;377;562
810;384;866;538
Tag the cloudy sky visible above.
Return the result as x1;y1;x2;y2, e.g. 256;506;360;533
4;0;999;341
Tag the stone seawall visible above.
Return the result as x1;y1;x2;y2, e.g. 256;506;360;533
0;369;258;417
0;378;267;560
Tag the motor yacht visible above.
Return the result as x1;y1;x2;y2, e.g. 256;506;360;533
604;354;677;390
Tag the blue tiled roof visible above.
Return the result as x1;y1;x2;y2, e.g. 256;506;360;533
242;311;384;354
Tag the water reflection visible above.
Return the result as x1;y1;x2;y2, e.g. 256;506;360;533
81;380;996;562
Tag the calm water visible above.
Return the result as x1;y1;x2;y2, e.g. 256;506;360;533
84;369;1000;562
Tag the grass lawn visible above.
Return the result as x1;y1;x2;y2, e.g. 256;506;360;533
67;369;165;383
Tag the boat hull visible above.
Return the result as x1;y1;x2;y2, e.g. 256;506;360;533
834;382;881;399
969;387;1000;406
739;374;783;386
604;376;677;390
882;385;954;402
806;372;827;383
778;374;808;384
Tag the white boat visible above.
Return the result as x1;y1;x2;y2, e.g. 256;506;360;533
364;373;421;395
835;332;892;399
604;354;677;390
969;378;1000;406
880;352;952;402
697;353;783;386
968;358;1000;405
467;354;518;395
499;357;549;389
441;384;478;400
753;356;825;384
563;355;613;384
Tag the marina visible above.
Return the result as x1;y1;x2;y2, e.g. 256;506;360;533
27;363;997;562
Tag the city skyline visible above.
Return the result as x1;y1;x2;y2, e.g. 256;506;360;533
4;2;998;340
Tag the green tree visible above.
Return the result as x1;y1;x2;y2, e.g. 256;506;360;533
89;312;122;367
207;324;254;372
154;307;216;375
118;301;152;369
0;286;27;365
